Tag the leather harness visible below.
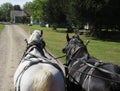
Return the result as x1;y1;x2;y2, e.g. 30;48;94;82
15;44;64;91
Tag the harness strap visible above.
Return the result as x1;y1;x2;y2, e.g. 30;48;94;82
28;52;65;76
81;60;120;77
82;62;100;91
20;45;44;63
15;53;64;91
67;46;81;65
66;57;120;91
15;60;42;91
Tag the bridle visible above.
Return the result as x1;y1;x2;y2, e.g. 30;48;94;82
65;43;86;65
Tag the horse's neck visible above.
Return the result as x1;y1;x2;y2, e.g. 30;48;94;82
25;47;45;59
73;46;89;60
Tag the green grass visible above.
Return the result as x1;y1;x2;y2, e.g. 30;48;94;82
0;24;4;31
87;39;120;64
22;24;120;65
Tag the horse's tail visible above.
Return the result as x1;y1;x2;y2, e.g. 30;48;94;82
33;69;53;91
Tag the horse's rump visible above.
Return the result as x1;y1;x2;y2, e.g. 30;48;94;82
33;68;53;91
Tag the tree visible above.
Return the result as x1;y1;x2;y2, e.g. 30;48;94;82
30;0;46;22
13;5;21;10
23;2;33;16
96;0;120;30
0;3;13;21
43;0;67;29
65;0;85;28
66;0;105;27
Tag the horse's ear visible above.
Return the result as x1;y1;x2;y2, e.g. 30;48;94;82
66;33;70;42
40;30;43;36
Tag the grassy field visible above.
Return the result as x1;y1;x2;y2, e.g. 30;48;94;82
0;23;4;31
22;24;120;65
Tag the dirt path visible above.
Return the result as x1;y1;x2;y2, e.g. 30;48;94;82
0;24;28;91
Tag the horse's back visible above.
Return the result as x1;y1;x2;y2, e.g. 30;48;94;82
14;62;65;91
67;60;120;91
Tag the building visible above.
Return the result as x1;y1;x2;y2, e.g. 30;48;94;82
10;10;27;23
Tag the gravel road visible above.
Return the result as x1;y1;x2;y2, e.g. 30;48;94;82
0;24;28;91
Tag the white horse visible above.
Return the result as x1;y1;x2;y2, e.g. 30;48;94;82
14;30;65;91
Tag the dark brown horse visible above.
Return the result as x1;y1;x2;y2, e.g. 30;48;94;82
63;34;120;91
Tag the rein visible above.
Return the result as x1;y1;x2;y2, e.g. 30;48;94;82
44;48;66;59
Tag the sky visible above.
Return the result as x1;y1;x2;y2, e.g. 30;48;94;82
0;0;33;7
